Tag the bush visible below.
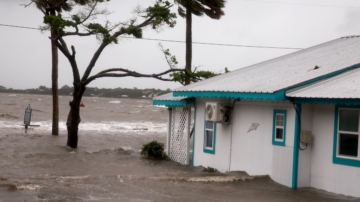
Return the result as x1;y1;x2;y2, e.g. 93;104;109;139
141;140;167;159
202;166;218;173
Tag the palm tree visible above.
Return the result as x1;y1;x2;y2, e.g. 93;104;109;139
175;0;226;85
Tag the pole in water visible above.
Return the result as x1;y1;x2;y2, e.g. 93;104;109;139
24;104;32;133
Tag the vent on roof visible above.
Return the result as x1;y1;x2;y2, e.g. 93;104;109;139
308;65;321;72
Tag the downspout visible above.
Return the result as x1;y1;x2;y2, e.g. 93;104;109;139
191;101;197;166
291;102;301;189
228;98;240;171
228;119;233;171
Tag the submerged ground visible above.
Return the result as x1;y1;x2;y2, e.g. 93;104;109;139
0;93;358;201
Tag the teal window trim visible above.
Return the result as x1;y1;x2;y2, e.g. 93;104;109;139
203;121;216;154
333;105;360;167
203;107;216;154
272;109;287;146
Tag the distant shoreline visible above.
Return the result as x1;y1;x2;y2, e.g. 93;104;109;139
0;86;171;99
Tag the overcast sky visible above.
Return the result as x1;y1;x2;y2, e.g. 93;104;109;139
1;0;360;90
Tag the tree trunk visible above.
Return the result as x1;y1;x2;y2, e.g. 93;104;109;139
185;7;192;85
50;10;59;136
66;84;86;148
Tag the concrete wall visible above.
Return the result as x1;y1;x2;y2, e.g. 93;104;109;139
310;104;360;197
193;99;295;187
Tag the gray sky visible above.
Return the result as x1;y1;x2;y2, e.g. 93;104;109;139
1;0;360;90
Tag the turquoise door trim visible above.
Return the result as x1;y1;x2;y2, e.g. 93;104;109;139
173;90;287;101
333;105;360;167
192;100;197;166
272;110;287;146
292;103;301;189
152;98;194;107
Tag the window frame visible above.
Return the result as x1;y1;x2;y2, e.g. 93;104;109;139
272;109;287;146
204;120;216;154
333;106;360;167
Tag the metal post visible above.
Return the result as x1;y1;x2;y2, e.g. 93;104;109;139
24;104;32;134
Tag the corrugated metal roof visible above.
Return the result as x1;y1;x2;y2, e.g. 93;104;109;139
174;36;360;93
153;92;188;101
286;68;360;99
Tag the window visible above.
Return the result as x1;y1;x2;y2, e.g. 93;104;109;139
204;121;216;154
272;110;287;146
333;107;360;167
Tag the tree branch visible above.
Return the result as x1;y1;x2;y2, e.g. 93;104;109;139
50;36;81;83
84;68;185;86
58;37;70;55
63;31;97;37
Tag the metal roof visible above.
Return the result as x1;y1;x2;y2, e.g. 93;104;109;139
153;92;188;101
286;68;360;99
152;93;193;106
174;36;360;93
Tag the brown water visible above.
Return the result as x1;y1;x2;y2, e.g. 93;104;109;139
0;93;358;201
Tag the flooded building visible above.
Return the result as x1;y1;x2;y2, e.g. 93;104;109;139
153;36;360;197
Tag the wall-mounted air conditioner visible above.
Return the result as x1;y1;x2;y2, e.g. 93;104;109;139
205;102;228;123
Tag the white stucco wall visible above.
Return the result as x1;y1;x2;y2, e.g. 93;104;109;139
193;99;232;172
193;99;295;187
310;104;360;197
191;99;360;197
297;104;313;187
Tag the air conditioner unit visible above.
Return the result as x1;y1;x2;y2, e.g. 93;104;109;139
206;102;226;123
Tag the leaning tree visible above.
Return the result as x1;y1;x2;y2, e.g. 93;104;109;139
41;0;185;148
175;0;226;85
26;0;100;136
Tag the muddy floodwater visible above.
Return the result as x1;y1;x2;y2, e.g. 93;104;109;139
0;93;359;202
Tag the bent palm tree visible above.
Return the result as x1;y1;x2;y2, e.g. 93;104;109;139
175;0;226;85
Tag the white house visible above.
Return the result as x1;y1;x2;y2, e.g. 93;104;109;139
153;36;360;197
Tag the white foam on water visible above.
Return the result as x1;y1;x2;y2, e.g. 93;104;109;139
109;100;121;104
0;120;167;135
16;184;45;190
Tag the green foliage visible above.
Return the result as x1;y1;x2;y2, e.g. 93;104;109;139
171;70;219;85
121;26;143;38
161;45;220;85
146;0;177;29
163;47;178;65
175;0;226;19
88;23;118;43
43;14;76;35
141;140;167;159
